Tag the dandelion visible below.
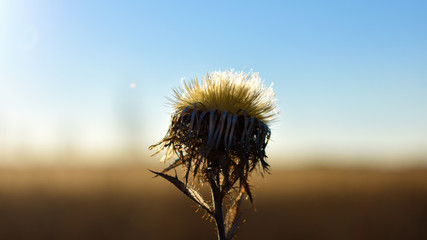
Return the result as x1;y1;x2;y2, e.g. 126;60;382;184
150;69;277;240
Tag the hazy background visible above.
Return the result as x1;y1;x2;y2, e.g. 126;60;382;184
1;0;426;168
1;1;427;240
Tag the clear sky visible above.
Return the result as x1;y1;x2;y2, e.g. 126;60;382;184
1;0;426;166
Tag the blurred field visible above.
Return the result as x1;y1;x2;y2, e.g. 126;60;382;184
0;165;426;240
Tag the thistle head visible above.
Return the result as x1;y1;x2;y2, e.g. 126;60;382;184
172;70;277;124
150;70;277;195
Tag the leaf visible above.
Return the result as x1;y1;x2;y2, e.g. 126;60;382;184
225;189;244;240
184;158;192;184
241;177;254;207
161;158;183;173
149;170;213;216
192;155;203;178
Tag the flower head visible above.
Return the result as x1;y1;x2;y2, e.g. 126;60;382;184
150;69;277;201
172;70;277;124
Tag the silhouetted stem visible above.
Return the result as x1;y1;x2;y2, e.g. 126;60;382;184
214;197;226;240
209;175;226;240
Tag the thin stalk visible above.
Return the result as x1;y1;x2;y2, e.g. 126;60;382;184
214;196;226;240
209;174;226;240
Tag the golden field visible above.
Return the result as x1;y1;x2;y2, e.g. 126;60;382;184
0;164;426;240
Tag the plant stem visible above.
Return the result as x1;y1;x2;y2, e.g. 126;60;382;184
214;196;226;240
209;175;227;240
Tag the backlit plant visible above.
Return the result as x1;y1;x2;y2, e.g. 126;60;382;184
150;69;277;240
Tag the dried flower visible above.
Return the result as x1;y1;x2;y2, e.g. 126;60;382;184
150;69;277;240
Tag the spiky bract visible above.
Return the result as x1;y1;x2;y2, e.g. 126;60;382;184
150;70;277;201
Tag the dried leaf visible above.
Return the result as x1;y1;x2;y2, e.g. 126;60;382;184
225;190;244;240
149;170;213;216
161;158;183;173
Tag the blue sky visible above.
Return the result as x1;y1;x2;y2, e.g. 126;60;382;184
1;0;426;166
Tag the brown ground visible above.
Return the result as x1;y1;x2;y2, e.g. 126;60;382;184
0;165;426;240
